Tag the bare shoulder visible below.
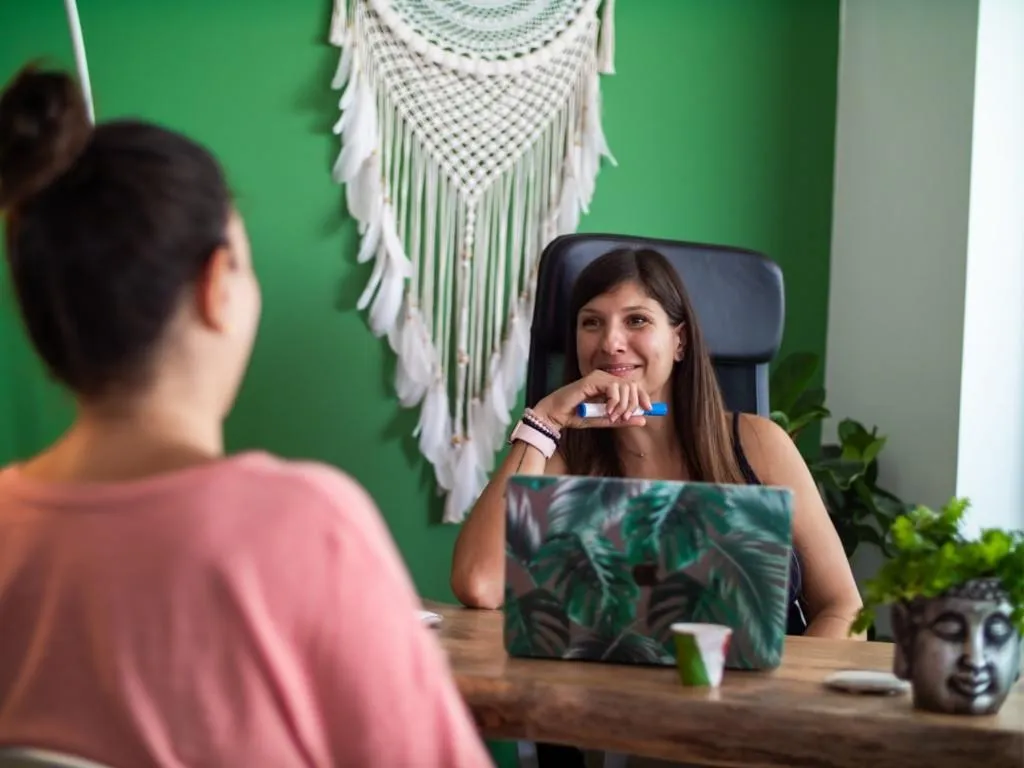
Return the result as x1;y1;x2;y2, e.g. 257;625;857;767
734;411;791;443
732;412;803;482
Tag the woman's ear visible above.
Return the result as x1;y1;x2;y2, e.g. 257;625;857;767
673;323;687;361
194;245;235;333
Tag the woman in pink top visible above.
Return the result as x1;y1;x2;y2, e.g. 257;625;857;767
0;65;491;768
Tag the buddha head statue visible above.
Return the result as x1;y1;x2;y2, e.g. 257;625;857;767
892;577;1021;715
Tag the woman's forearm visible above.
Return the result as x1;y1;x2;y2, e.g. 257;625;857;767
805;606;864;640
450;440;547;609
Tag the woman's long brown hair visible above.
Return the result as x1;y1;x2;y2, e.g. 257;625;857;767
559;248;747;484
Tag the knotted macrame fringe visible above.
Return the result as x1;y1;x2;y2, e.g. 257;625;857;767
330;0;616;523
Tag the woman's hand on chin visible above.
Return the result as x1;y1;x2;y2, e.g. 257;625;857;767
534;370;653;430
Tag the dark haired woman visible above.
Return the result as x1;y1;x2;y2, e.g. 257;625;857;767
0;66;491;767
451;247;862;637
452;247;863;766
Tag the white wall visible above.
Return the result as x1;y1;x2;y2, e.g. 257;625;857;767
828;0;1024;568
955;0;1024;537
825;0;979;515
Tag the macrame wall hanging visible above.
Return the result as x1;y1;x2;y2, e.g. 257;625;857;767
329;0;617;523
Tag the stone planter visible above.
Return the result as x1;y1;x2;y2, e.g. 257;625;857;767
891;577;1021;715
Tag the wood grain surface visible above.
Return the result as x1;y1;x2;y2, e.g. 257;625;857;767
426;601;1024;767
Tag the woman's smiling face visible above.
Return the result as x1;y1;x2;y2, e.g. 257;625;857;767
575;279;684;404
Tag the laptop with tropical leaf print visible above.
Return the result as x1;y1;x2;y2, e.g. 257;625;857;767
503;475;794;671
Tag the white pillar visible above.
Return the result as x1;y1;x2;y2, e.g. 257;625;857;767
825;0;979;515
827;0;1024;571
955;0;1024;537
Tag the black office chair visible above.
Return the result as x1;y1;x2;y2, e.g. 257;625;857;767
525;233;785;416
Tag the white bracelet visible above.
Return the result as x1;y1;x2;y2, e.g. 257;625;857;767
508;420;557;460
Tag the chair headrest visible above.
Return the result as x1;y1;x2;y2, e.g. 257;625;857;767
531;234;785;363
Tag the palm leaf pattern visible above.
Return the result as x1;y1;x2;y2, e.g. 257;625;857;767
621;483;681;566
505;486;542;571
565;626;673;664
647;571;745;659
621;484;730;570
722;484;793;544
504;477;792;670
504;586;571;657
642;485;790;668
546;477;648;537
534;530;638;630
705;506;790;666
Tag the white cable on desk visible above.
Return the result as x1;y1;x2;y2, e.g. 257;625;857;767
63;0;94;123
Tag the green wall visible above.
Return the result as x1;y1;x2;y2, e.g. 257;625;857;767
0;0;839;598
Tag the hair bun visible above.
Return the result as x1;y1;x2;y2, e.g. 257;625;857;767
0;64;92;209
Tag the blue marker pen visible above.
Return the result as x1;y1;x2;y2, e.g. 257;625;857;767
576;402;668;418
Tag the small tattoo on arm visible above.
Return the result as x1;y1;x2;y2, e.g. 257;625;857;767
514;444;528;473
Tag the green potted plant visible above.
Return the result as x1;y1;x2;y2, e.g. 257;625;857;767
850;498;1023;715
769;352;911;561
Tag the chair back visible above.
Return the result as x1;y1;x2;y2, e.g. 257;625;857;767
525;234;785;416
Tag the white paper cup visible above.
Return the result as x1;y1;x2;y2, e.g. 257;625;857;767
670;622;733;687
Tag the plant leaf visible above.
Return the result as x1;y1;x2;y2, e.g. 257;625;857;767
792;385;827;414
812;456;868;491
859;436;887;466
769;352;820;415
504;586;571;657
852;497;1024;637
836;418;868;446
853;523;884;548
769;410;791;431
786;407;830;437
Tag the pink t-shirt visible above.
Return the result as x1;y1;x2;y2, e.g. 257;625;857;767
0;451;492;768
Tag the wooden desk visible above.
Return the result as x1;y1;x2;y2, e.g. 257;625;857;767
428;602;1024;768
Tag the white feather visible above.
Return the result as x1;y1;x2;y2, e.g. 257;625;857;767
348;162;380;231
364;206;412;337
588;70;616;166
487;350;510;423
337;78;377;185
443;441;487;524
394;310;434;406
597;0;616;75
356;246;385;312
557;158;581;235
468;399;488;470
331;44;354;90
415;380;453;488
356;211;382;264
329;0;348;47
500;304;531;406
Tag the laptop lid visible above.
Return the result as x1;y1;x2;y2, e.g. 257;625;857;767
503;474;794;670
